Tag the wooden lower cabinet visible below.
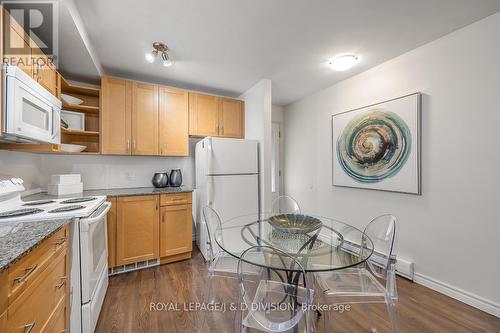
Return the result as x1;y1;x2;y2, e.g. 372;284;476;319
116;195;159;265
160;204;193;258
0;310;6;333
108;193;193;267
5;226;69;333
44;296;67;333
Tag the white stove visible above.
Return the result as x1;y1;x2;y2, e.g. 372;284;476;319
0;174;110;333
0;174;106;223
0;195;107;223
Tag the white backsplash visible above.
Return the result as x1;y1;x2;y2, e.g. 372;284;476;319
0;150;43;190
0;139;200;191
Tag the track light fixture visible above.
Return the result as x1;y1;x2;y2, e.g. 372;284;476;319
145;42;173;67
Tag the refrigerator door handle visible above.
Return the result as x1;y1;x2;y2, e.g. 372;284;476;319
207;176;214;206
207;137;213;175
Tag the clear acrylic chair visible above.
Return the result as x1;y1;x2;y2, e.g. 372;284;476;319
237;245;315;333
313;214;398;333
272;195;301;215
198;206;241;332
203;206;241;274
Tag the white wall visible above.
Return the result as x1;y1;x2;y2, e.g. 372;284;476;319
284;13;500;316
240;79;272;212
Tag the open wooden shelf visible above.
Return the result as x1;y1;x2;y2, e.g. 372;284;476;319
61;77;100;97
60;75;101;154
0;75;102;155
62;101;99;114
0;143;100;155
61;128;99;136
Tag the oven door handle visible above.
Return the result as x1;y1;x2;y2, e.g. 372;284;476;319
80;201;112;225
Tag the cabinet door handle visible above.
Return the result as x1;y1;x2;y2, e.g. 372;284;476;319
23;321;36;333
55;237;67;246
14;265;38;283
221;125;224;135
133;140;136;152
55;277;67;289
127;140;130;152
161;214;165;223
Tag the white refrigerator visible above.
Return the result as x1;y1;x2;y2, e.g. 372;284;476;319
195;137;259;260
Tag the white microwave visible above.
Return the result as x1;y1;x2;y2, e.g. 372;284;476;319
1;64;62;144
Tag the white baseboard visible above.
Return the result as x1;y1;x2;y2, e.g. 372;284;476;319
414;272;500;318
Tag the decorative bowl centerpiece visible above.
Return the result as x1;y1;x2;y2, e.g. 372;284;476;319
268;214;322;234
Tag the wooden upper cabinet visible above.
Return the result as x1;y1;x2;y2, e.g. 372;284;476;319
101;77;132;155
188;93;244;138
132;82;159;155
5;23;32;77
31;45;57;96
159;204;193;258
159;87;189;156
189;92;220;137
116;195;159;265
4;10;57;96
219;98;244;138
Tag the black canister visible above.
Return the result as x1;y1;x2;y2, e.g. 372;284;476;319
152;172;169;188
169;169;182;187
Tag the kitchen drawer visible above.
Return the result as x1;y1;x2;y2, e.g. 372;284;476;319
160;192;192;206
0;270;7;316
8;248;68;333
7;226;68;305
0;310;6;333
43;296;67;333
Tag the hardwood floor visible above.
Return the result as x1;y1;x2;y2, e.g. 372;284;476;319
96;244;500;333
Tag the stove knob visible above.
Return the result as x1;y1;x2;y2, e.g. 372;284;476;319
16;178;24;184
10;178;18;184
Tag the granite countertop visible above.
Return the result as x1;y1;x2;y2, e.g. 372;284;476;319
0;218;71;271
23;186;194;201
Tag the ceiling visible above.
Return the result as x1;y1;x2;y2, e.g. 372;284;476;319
58;2;100;84
63;0;500;105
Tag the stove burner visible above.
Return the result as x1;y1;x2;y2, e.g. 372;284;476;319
48;205;85;213
22;200;56;206
0;208;44;218
60;197;97;204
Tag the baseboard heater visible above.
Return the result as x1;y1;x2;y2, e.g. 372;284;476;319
108;259;160;276
338;239;414;281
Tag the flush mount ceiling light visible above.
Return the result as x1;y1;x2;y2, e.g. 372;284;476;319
145;42;173;67
328;54;359;71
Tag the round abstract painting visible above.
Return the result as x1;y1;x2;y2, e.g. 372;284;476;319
336;110;411;183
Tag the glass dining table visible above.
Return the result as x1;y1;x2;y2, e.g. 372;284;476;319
214;212;374;273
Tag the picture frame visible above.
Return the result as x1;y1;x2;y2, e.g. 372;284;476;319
332;93;421;194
